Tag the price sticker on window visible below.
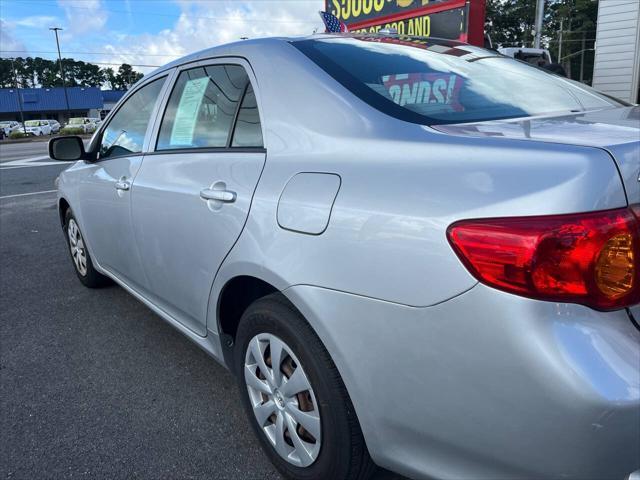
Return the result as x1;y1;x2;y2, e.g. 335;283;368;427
170;77;209;146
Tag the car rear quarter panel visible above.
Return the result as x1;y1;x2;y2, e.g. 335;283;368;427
212;42;628;311
220;138;626;309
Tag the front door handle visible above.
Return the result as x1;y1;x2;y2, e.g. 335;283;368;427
115;179;130;191
200;187;236;203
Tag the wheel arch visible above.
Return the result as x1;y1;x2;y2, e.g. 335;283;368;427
217;275;279;341
58;197;71;228
216;274;284;369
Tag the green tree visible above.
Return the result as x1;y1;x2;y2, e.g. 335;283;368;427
30;57;60;88
17;58;32;87
486;0;599;83
0;59;12;88
544;0;598;81
485;0;539;48
102;67;118;90
0;57;143;89
64;60;104;87
116;63;144;89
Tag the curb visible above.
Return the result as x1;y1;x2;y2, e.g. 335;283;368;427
1;134;93;145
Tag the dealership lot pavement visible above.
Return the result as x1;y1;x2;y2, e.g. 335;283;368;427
0;143;403;480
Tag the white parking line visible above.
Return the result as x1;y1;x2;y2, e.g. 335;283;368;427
0;155;72;169
0;189;57;200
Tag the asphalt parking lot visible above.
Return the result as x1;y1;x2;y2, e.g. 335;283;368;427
0;141;403;480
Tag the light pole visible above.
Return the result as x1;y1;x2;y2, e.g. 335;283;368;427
9;58;27;134
534;0;545;49
50;27;71;122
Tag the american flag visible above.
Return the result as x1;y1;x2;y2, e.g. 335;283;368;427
319;11;348;33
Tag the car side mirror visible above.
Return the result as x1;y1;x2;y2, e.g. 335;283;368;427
49;136;87;161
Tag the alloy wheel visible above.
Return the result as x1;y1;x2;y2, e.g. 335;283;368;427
244;333;322;468
67;219;88;276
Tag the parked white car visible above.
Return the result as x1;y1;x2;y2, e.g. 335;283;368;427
46;120;61;133
498;47;553;65
24;120;52;136
0;120;22;136
67;117;96;133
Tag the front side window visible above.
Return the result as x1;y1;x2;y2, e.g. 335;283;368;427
99;77;165;159
293;37;623;125
157;64;262;150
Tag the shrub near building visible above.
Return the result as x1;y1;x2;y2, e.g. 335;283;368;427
60;127;86;135
9;131;28;139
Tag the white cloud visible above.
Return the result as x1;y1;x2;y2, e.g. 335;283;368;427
0;19;28;57
58;0;109;36
97;0;325;73
14;16;59;29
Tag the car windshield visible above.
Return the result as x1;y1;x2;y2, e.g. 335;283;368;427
69;118;84;125
0;122;10;126
292;36;622;125
25;120;40;126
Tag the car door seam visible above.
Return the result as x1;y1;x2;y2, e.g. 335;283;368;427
205;152;269;335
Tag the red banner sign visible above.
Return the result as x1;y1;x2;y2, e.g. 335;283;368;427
325;0;486;46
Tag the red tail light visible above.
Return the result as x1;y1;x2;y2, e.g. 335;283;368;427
447;207;640;311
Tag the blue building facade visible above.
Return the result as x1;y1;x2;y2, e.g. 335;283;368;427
0;87;126;123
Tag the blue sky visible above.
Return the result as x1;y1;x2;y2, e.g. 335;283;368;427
1;0;325;72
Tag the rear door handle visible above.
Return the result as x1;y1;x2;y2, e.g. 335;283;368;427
115;179;130;191
200;188;236;203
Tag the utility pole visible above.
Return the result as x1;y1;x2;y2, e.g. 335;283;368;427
50;27;71;123
580;31;586;83
9;58;27;134
558;19;564;63
534;0;545;49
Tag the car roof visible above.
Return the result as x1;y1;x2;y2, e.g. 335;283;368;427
145;33;468;79
147;36;298;77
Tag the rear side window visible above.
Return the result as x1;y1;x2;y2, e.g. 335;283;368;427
157;65;263;150
293;37;622;125
100;77;165;159
232;85;263;148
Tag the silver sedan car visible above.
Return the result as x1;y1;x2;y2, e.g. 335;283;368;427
49;35;639;480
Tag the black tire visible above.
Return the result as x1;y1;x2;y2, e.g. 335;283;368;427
234;293;377;480
63;209;111;288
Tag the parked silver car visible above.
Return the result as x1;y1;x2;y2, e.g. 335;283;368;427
49;35;639;480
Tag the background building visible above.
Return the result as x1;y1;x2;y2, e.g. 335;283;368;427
592;0;640;103
0;87;125;123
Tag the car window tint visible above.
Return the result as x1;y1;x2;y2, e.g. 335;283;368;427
157;65;249;150
232;85;263;148
100;77;165;159
293;37;622;125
